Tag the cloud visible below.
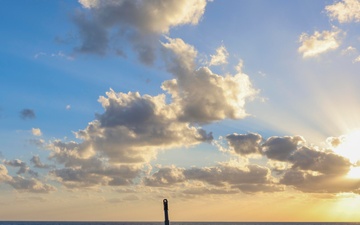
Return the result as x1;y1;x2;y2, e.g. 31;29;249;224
30;156;52;169
66;105;71;110
143;166;185;187
0;164;55;193
220;132;360;194
289;147;351;176
280;169;360;193
183;187;239;195
226;133;263;156
3;159;30;175
20;109;36;120
31;128;42;137
262;136;305;161
161;38;258;123
353;55;360;63
209;45;229;66
45;37;258;189
7;176;56;193
144;163;281;193
0;165;12;182
74;0;207;64
298;28;343;58
50;161;142;188
326;0;360;23
73;89;212;164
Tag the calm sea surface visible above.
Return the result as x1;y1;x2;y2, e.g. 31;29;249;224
1;222;360;225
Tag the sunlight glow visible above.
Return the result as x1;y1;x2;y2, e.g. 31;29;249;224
333;129;360;163
347;166;360;179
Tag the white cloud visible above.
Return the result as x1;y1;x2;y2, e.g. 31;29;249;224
45;37;259;190
161;38;258;123
32;128;42;136
209;45;229;66
326;0;360;23
66;105;71;110
353;55;360;62
341;46;357;55
298;28;343;58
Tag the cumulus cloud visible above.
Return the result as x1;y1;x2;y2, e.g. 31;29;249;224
0;165;12;182
262;136;305;161
7;176;56;193
298;28;343;58
0;164;55;193
226;133;263;156
161;38;258;123
44;36;258;189
209;45;229;66
143;166;185;187
73;89;212;164
50;160;142;188
220;132;360;194
30;156;52;169
4;159;30;175
280;169;360;193
144;163;281;193
326;0;360;23
74;0;207;64
31;128;42;136
20;109;36;120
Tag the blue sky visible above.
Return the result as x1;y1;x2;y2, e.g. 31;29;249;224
2;0;360;221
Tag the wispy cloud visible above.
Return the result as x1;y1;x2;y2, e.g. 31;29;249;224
298;27;343;58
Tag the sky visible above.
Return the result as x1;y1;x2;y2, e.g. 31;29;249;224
3;0;360;222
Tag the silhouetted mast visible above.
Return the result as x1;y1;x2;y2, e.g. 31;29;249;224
163;199;170;225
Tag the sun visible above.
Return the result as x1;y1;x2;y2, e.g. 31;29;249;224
333;129;360;163
332;129;360;178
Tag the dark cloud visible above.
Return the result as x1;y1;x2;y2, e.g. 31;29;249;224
73;12;108;55
4;159;29;175
20;109;36;120
30;156;52;169
280;169;360;194
7;176;56;193
48;153;142;188
262;136;305;161
144;163;279;194
143;166;185;187
289;147;351;175
226;133;263;156
73;0;207;64
54;90;213;164
0;164;55;193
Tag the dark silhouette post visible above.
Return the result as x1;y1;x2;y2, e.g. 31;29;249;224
163;199;169;225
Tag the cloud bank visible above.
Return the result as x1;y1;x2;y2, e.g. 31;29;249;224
74;0;207;64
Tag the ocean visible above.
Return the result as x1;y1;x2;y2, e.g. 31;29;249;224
0;222;360;225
